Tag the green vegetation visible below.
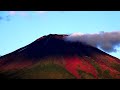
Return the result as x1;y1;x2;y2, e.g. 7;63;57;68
90;60;102;77
102;70;113;79
0;58;76;79
90;60;115;79
0;56;119;79
110;63;120;72
78;70;95;79
17;63;76;79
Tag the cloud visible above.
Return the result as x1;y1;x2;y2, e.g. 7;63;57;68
8;11;47;16
35;11;47;14
8;11;26;16
64;31;120;53
0;11;47;21
9;11;16;15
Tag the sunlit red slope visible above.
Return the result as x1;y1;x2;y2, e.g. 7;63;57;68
0;34;120;79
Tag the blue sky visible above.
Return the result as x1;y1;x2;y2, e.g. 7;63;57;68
0;11;120;58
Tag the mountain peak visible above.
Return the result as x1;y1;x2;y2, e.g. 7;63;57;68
37;34;68;41
44;34;68;38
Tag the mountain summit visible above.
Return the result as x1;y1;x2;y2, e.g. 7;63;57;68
0;34;120;79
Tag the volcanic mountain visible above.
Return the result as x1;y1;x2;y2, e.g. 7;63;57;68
0;34;120;79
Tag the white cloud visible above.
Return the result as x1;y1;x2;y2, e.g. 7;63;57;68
65;31;120;53
35;11;47;14
9;11;16;15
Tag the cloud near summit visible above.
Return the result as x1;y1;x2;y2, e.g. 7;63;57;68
64;31;120;53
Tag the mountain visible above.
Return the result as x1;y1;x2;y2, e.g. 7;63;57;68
0;34;120;79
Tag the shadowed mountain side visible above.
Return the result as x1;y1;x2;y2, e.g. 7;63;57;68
0;34;109;68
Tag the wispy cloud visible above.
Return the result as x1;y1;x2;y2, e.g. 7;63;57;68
8;11;47;16
9;11;16;15
35;11;47;14
0;11;48;21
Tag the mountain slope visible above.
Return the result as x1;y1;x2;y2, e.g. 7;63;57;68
0;34;120;79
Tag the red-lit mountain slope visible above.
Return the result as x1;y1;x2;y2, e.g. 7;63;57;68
0;34;120;79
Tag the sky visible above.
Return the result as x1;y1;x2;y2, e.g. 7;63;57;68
0;11;120;59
